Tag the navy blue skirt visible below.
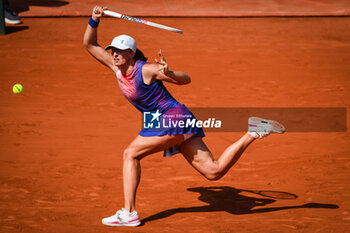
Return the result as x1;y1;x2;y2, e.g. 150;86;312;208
139;104;205;157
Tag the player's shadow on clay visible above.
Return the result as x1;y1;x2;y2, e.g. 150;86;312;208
142;186;338;224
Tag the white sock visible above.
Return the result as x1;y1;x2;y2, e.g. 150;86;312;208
248;131;259;139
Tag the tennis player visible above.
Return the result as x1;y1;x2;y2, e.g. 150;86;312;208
83;6;285;227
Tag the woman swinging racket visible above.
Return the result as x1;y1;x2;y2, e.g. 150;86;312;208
83;6;285;227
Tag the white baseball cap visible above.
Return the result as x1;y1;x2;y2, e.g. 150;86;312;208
105;34;137;52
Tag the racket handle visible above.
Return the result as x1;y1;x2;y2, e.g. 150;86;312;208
103;10;122;18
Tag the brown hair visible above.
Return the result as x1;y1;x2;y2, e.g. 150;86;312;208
134;49;148;62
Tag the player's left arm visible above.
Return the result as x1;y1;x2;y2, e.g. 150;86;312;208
143;50;191;85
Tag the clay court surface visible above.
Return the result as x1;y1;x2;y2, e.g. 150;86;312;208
1;14;350;233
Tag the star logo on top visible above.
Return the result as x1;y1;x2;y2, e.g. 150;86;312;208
143;110;162;129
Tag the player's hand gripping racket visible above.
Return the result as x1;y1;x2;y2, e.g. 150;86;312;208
103;10;183;34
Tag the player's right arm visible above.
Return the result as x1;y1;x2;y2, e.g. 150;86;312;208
83;6;117;73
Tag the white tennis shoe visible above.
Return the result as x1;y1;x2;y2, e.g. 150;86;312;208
102;208;141;227
248;117;285;138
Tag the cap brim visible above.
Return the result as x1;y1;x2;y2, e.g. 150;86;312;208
104;45;136;51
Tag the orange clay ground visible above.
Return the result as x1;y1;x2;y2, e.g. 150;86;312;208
0;17;350;232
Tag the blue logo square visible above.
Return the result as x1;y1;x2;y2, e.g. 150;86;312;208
143;110;162;129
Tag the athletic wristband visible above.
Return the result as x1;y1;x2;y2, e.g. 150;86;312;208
89;17;99;28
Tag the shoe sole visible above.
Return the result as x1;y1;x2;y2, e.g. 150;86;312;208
102;220;141;227
5;18;22;25
248;117;286;134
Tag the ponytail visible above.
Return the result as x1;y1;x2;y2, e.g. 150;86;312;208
134;49;148;62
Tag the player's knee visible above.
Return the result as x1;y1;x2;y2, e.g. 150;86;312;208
205;173;221;181
204;168;222;181
123;147;138;160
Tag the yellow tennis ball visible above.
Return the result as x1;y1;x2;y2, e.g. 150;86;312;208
13;84;23;94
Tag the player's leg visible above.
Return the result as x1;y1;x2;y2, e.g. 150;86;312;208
180;133;255;180
122;134;184;212
102;134;185;226
180;116;286;180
